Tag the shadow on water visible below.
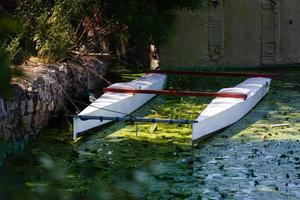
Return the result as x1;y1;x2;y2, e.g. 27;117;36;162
0;66;300;199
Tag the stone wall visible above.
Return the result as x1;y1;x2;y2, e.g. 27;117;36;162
160;0;300;67
0;58;106;140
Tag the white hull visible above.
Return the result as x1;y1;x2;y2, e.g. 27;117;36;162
73;73;167;139
192;77;271;143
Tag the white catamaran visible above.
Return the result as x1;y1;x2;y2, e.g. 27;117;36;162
73;70;272;143
73;73;167;139
192;77;271;143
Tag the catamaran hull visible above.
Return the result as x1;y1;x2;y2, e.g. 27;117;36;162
73;73;167;139
192;77;271;143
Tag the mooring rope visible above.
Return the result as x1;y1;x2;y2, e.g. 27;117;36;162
57;81;134;117
70;98;134;117
59;84;80;112
76;58;112;85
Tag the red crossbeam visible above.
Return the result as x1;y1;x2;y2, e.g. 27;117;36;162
104;88;247;100
148;70;276;78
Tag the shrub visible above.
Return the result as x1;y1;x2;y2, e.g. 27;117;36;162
0;47;12;98
17;0;84;61
15;0;207;61
0;14;23;98
33;6;76;60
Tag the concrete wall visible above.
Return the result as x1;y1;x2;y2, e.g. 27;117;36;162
279;0;300;63
160;0;300;67
224;0;262;66
159;10;210;66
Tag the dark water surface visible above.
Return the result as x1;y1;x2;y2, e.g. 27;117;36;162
0;67;300;199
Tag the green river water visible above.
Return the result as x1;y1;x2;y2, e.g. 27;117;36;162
0;66;300;200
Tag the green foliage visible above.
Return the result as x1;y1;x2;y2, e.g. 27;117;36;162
0;16;22;41
0;15;23;62
0;47;12;98
33;7;76;60
17;0;85;60
14;0;207;61
0;14;23;98
5;35;22;63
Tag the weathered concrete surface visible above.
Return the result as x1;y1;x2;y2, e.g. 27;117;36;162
160;0;300;67
0;57;106;140
208;0;224;65
279;0;300;64
224;0;262;66
159;10;210;67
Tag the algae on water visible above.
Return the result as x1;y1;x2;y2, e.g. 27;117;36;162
1;67;300;199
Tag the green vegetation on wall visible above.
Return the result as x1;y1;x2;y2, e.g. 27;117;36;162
0;0;207;98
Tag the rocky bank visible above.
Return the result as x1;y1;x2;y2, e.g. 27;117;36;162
0;57;106;140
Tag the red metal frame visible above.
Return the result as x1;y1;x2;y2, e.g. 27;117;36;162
148;70;276;78
104;88;247;100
